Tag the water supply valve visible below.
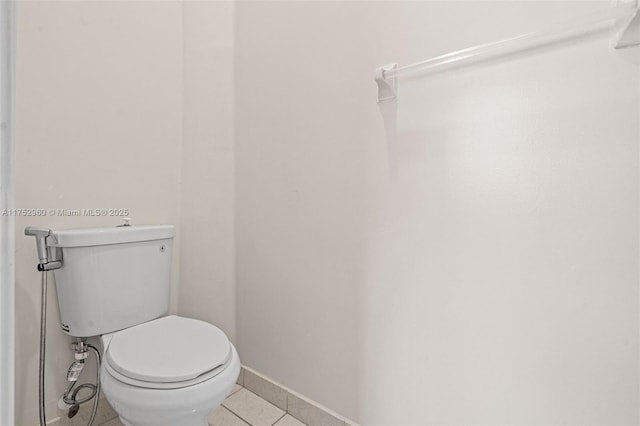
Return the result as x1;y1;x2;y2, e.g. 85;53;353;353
67;339;88;381
68;404;80;419
66;361;85;382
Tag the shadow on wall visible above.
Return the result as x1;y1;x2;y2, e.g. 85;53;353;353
378;101;398;178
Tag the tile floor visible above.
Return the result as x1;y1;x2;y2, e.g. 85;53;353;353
99;384;308;426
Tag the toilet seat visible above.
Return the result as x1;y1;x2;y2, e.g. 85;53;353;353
104;316;232;389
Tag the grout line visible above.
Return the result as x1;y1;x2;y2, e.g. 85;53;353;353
270;412;288;426
225;407;251;426
223;406;255;426
224;387;293;426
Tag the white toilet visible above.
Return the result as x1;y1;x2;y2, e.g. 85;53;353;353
48;224;240;426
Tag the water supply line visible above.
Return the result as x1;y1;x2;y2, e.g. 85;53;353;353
25;227;100;426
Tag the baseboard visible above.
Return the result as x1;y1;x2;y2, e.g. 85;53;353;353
238;365;360;426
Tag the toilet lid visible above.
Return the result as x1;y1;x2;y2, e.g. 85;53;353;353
105;316;231;383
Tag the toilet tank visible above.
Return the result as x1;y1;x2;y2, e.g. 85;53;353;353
48;225;175;337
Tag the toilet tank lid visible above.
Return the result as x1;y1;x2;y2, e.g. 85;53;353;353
49;225;175;247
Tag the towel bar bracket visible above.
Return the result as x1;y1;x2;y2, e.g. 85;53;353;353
375;63;397;103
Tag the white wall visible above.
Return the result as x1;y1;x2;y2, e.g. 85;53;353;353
14;2;183;424
235;1;640;424
179;0;237;342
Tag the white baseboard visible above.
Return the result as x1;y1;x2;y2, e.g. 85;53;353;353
239;365;360;426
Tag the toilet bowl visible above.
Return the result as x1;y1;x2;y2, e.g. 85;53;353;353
100;315;240;426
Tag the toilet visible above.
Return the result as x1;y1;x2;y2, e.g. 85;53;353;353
47;224;239;426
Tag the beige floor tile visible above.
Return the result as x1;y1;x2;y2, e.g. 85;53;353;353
223;388;285;426
208;405;250;426
274;414;307;426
